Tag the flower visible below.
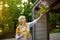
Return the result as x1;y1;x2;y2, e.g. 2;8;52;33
39;1;49;13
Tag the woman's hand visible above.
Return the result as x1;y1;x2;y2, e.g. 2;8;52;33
40;12;45;17
35;12;45;22
20;35;24;38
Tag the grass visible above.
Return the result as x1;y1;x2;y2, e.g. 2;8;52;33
50;29;60;34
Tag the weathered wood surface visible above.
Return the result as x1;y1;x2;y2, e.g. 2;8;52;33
34;14;47;40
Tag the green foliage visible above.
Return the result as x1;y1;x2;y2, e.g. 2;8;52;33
0;0;36;38
50;29;60;33
39;5;49;13
30;0;36;3
4;26;10;32
49;13;60;34
49;13;60;25
0;0;36;32
38;1;49;13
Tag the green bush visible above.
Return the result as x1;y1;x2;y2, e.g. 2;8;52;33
50;29;60;33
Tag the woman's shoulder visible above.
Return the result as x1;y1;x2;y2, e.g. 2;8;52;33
27;22;31;24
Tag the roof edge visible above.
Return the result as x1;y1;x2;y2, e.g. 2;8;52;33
32;0;41;9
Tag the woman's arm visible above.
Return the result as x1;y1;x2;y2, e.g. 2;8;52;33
28;12;45;27
35;12;45;22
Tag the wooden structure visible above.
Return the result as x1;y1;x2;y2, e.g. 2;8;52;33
32;0;60;40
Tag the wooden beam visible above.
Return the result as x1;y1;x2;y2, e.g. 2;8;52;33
46;12;50;40
32;0;41;9
35;6;40;10
50;0;60;8
49;9;60;13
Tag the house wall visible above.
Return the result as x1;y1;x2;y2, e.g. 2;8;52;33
34;14;47;40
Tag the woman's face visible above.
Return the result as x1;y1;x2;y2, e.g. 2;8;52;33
20;16;26;23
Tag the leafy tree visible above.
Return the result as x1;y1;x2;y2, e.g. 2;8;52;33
0;0;36;32
49;13;60;30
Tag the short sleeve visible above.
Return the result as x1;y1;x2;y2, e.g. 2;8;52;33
28;19;37;27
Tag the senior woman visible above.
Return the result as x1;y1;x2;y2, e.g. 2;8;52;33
16;13;45;40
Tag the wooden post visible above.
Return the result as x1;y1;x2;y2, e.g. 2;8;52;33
32;8;35;40
34;13;47;40
46;12;50;40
